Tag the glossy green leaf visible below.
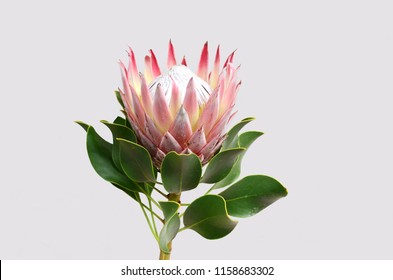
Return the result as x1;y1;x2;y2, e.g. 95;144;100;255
219;175;288;218
212;131;264;189
161;152;202;193
159;201;180;253
239;131;264;149
75;121;90;132
221;117;255;150
201;148;245;184
113;116;133;130
183;195;238;239
101;120;137;170
113;116;126;125
115;90;125;108
118;139;155;182
85;127;143;193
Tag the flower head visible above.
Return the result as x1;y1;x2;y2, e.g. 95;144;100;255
119;41;240;168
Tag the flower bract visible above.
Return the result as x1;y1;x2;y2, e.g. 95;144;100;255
119;41;240;168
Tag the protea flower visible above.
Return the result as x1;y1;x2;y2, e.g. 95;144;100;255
119;41;240;168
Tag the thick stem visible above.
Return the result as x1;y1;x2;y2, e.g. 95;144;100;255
158;192;181;260
159;241;172;260
168;192;181;203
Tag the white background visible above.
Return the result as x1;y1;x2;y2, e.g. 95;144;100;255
0;0;392;259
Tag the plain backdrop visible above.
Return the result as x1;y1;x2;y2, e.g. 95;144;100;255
1;0;392;259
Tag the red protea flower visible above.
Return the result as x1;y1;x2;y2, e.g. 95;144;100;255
119;41;240;168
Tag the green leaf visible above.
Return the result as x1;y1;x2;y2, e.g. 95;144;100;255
75;121;90;132
115;90;125;108
113;116;133;130
219;175;288;218
113;116;126;125
101;120;137;170
212;131;264;190
161;152;202;193
221;117;255;150
183;195;238;239
159;201;180;253
118;139;155;182
201;148;245;184
239;131;264;148
85;126;143;193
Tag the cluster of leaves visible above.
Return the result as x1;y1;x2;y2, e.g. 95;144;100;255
76;116;287;255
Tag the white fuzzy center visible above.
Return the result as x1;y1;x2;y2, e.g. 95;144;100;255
148;65;211;104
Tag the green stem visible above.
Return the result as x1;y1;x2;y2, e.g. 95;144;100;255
143;191;162;210
178;226;189;232
148;184;168;199
137;197;158;241
168;192;181;203
158;192;181;260
149;198;159;235
140;202;164;223
204;185;215;195
136;183;163;210
159;244;171;260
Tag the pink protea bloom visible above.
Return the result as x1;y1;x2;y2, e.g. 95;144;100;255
119;41;240;168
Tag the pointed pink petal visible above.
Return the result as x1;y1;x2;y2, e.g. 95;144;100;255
197;41;209;81
140;73;153;117
125;110;136;125
229;110;237;123
153;84;172;133
144;55;153;84
216;75;226;108
236;80;242;90
197;89;219;134
229;51;235;63
119;61;131;96
127;48;140;90
149;49;161;78
119;63;135;116
118;88;133;117
169;80;181;117
183;78;199;128
201;135;226;164
180;148;192;154
187;127;206;153
169;106;193;147
199;133;222;162
145;114;163;146
223;50;236;68
181;56;187;66
225;63;237;84
206;106;233;141
132;124;157;156
130;86;146;128
209;45;220;89
154;148;166;168
167;40;177;68
159;132;182;153
220;79;237;115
